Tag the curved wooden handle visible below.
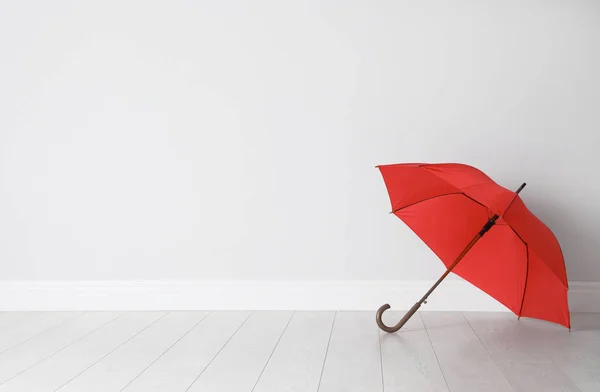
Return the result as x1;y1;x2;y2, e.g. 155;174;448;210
375;211;505;334
376;302;422;333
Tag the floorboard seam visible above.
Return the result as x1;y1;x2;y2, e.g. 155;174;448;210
119;312;212;392
0;312;120;387
420;313;451;392
0;312;83;356
462;312;517;392
183;311;252;392
316;311;337;392
52;312;169;392
378;325;385;392
250;311;295;392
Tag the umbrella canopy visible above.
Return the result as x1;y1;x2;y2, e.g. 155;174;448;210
377;163;570;329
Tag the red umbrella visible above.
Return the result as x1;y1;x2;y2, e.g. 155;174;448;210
375;163;570;332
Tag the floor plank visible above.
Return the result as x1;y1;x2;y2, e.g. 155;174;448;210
0;312;122;385
463;311;551;363
515;316;600;392
0;312;81;353
553;359;600;392
379;312;448;392
496;361;581;392
253;311;335;392
0;311;165;392
549;343;600;392
122;311;250;392
186;311;293;392
318;311;383;392
420;312;514;392
56;311;207;392
558;313;600;392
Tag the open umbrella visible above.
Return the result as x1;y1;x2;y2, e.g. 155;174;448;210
375;163;570;332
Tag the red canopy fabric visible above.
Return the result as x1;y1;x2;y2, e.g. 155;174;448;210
378;163;570;328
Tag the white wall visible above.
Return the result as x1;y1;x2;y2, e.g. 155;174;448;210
1;0;599;287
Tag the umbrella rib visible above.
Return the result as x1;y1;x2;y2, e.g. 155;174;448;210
504;224;530;317
501;192;522;219
391;192;488;214
391;192;462;213
502;186;568;291
418;165;522;216
459;192;491;211
507;223;568;290
518;243;530;317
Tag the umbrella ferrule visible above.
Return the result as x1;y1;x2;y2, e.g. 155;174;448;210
479;214;500;236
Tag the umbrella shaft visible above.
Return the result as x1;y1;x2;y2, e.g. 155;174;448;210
376;214;500;333
418;233;482;305
419;213;500;304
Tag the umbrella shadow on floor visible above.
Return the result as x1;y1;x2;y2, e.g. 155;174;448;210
523;313;600;332
569;313;600;332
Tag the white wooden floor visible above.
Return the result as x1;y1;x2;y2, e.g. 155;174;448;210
0;311;598;392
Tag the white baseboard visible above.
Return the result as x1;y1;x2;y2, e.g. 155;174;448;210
0;280;598;312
